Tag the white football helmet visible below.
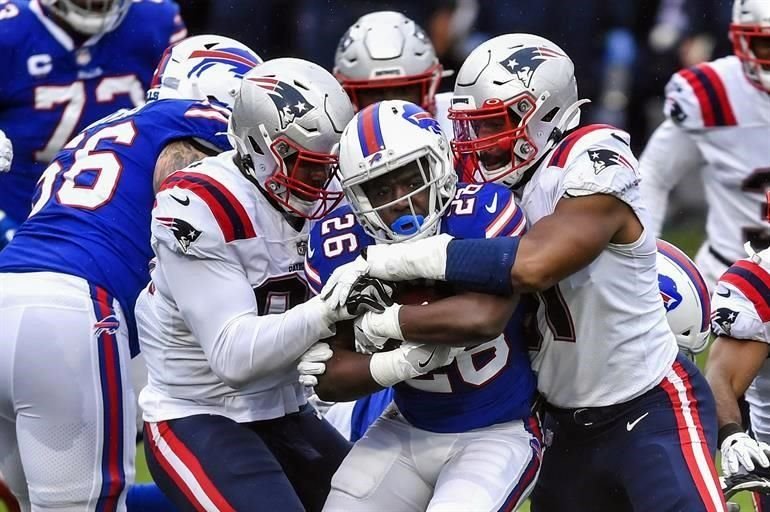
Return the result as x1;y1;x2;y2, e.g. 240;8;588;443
228;58;354;220
730;0;770;92
656;240;712;356
334;11;443;113
40;0;131;35
147;35;262;110
449;33;588;187
337;100;456;242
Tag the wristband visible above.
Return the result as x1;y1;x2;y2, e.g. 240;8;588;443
718;422;745;446
445;237;519;295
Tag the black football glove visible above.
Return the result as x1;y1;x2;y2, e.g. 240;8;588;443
345;275;395;316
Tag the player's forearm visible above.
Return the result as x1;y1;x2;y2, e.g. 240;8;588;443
398;293;517;346
314;349;384;402
209;297;335;388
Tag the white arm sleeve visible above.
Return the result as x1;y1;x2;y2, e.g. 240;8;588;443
638;119;704;235
156;241;335;389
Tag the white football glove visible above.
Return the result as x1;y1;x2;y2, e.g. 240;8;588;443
320;256;370;313
721;432;770;477
0;130;12;173
369;342;462;387
354;304;403;353
297;342;333;387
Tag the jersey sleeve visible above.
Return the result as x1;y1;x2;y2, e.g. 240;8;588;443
711;261;770;342
444;183;526;239
150;0;187;46
305;205;374;295
638;119;704;235
663;62;737;130
178;101;232;153
153;166;256;260
559;130;641;205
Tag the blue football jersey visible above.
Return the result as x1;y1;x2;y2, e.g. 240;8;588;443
0;0;186;222
0;99;229;355
306;183;537;433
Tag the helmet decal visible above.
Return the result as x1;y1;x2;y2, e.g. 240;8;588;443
498;46;566;87
248;77;316;129
401;102;441;135
188;48;261;80
658;274;683;312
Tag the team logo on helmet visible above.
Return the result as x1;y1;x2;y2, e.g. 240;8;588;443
248;77;316;129
188;48;260;80
338;28;354;52
94;315;120;337
156;216;202;253
658;274;683;312
588;148;634;175
498;46;565;87
402;103;441;135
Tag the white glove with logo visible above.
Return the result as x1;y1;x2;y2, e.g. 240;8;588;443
297;342;333;387
369;342;462;387
721;432;770;477
0;130;12;173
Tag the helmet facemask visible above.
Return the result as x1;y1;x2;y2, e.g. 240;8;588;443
42;0;129;35
230;121;343;220
450;92;541;186
343;147;455;243
730;23;770;92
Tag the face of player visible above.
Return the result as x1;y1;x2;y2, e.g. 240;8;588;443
751;35;770;69
361;159;430;229
283;152;331;202
355;84;423;110
474;109;523;170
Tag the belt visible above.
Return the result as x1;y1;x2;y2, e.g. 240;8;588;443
544;386;656;428
708;245;734;268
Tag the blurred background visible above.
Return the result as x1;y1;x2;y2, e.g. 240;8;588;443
175;0;733;241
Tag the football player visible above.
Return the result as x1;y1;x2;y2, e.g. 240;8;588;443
0;0;187;233
300;99;540;512
135;59;365;511
706;192;770;511
639;0;770;289
334;11;453;135
0;35;260;511
325;34;727;511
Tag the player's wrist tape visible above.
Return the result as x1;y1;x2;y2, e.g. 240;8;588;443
369;349;411;387
366;234;452;281
445;237;519;295
719;423;745;446
364;304;403;341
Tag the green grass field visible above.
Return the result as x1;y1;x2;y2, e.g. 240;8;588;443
0;226;758;511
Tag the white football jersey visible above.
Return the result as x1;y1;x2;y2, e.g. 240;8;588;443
711;256;770;439
138;151;332;424
518;125;678;408
641;56;770;267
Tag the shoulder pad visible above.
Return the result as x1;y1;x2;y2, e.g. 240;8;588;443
556;127;640;200
149;99;231;153
306;205;373;294
665;62;737;129
0;2;36;44
443;183;526;239
155;166;256;257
